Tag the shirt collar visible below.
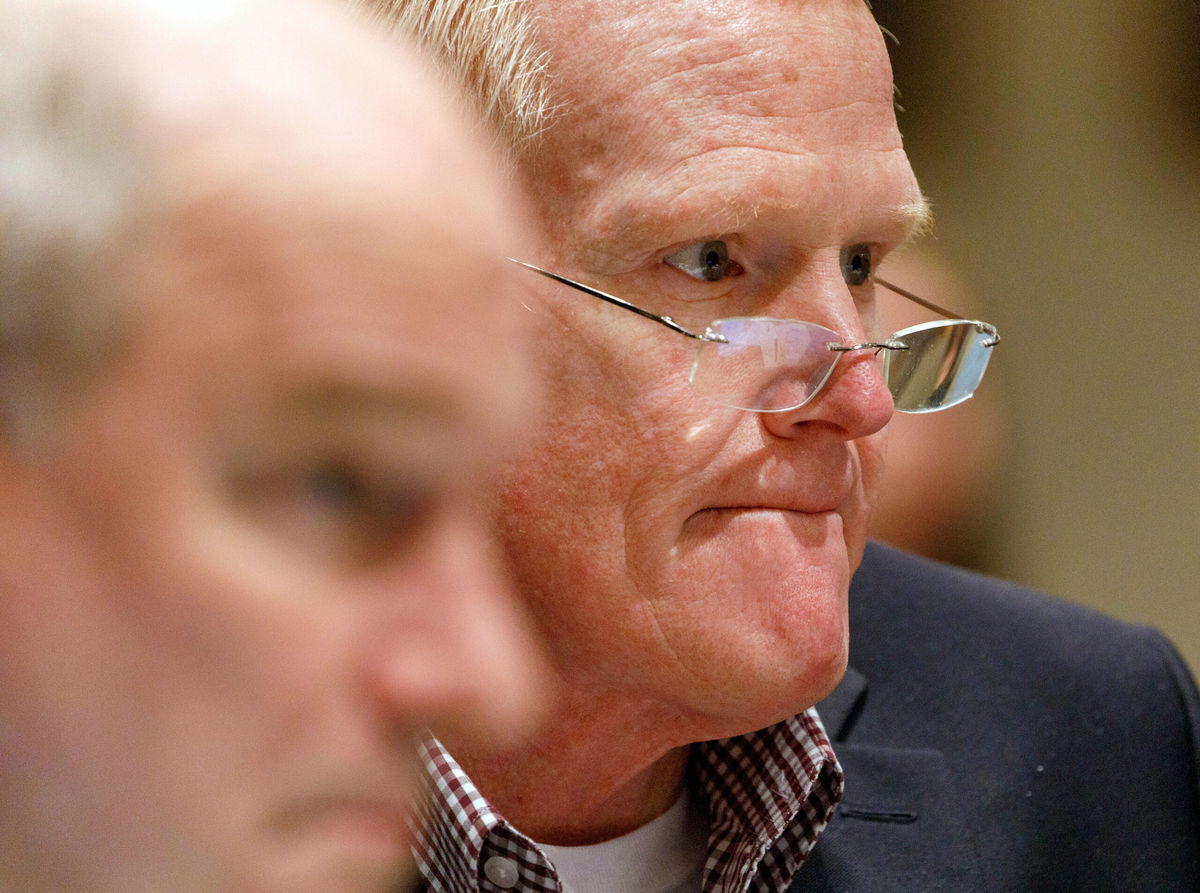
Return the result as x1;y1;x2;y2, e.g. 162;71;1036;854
409;709;842;893
692;709;843;892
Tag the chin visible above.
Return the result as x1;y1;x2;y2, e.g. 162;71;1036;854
678;620;850;740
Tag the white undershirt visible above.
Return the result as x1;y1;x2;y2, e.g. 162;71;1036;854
539;788;709;893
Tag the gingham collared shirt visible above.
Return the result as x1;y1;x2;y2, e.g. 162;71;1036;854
409;709;842;893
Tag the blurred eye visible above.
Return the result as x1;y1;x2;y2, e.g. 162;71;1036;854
840;244;873;286
303;464;370;509
241;460;436;566
303;462;433;554
665;240;742;282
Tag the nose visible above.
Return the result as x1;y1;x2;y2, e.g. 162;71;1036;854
361;511;548;745
758;273;895;441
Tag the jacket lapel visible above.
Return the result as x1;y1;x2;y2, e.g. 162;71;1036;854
790;670;987;892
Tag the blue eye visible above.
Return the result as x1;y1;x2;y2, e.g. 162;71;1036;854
840;244;873;286
665;240;739;282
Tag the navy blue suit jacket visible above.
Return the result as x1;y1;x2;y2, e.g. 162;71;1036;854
794;542;1200;892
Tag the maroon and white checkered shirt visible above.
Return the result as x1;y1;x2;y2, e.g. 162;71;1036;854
408;709;842;893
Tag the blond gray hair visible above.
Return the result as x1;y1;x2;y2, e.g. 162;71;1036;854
348;0;554;157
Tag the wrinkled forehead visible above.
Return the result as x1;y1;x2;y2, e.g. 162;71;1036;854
550;0;889;111
538;1;892;136
527;0;907;243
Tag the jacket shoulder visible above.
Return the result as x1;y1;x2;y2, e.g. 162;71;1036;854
834;542;1200;891
851;541;1188;687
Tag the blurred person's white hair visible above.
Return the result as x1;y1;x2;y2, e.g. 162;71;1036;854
0;0;434;445
0;0;281;445
0;0;159;444
349;0;554;158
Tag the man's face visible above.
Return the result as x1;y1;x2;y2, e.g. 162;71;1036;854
0;44;540;892
498;0;924;733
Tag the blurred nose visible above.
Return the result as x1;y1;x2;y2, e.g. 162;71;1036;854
758;270;895;441
361;511;548;744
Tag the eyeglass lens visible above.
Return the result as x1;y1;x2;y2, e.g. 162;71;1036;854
690;318;993;413
690;318;843;412
883;321;994;413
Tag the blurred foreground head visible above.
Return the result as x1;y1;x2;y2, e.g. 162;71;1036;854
0;0;543;889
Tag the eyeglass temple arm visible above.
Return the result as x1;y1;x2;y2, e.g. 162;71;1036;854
510;260;998;349
509;260;723;342
874;276;961;318
875;276;1000;346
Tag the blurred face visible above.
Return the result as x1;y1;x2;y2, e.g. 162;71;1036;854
0;38;540;893
499;0;924;733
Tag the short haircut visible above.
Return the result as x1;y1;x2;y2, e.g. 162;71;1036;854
348;0;554;159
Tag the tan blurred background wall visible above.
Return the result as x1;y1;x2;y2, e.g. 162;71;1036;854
874;0;1200;670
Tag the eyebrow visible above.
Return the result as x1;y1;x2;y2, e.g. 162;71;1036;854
894;195;935;243
251;385;479;478
280;383;460;428
580;186;936;270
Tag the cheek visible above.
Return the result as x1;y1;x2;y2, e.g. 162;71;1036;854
489;406;625;586
490;304;744;578
503;316;658;494
492;320;721;538
54;426;344;736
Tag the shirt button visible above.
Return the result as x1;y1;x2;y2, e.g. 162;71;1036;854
483;855;520;889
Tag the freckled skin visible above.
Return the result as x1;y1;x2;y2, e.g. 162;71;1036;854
452;0;924;843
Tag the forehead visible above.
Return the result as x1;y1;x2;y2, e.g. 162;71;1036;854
552;0;892;111
122;99;531;446
531;0;922;256
133;0;529;368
